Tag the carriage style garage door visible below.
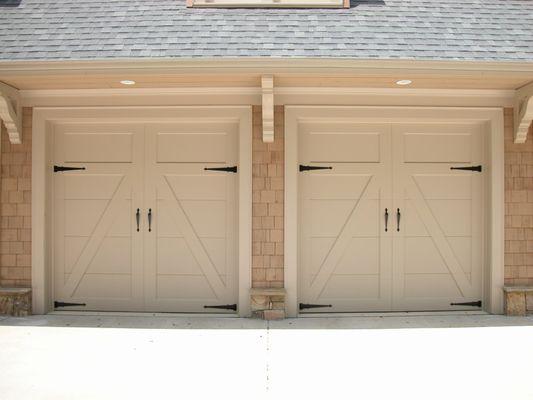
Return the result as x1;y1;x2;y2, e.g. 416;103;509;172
52;118;240;313
298;117;485;313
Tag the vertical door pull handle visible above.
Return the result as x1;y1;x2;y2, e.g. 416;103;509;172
384;208;389;232
148;209;152;232
396;208;401;232
135;208;140;232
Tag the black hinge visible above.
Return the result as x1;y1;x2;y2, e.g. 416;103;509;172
299;165;333;172
54;301;86;308
450;300;482;307
54;165;86;173
204;304;237;311
299;303;332;310
450;165;482;172
204;166;238;173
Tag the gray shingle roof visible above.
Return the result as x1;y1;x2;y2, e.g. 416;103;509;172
0;0;532;62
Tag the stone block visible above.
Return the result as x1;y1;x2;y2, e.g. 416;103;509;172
504;289;527;316
263;309;285;320
0;288;32;316
527;292;533;312
250;288;286;320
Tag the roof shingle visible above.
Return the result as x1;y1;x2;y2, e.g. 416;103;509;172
0;0;532;62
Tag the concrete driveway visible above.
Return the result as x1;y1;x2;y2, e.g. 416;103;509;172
1;313;533;400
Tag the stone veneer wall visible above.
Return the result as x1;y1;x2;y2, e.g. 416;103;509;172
505;108;533;286
0;108;32;288
251;105;284;288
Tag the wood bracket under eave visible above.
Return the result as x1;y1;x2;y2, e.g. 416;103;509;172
514;81;533;143
0;82;22;144
262;75;274;143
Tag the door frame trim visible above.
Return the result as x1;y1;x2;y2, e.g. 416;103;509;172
284;106;504;317
32;106;253;316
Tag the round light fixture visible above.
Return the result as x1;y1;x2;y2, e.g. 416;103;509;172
396;79;412;86
120;80;136;85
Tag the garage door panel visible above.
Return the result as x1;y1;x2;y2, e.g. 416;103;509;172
404;133;472;163
87;237;132;274
157;237;199;275
404;237;449;274
335;238;380;275
299;119;392;312
298;115;484;313
403;200;429;237
392;122;483;310
64;174;124;200
448;237;473;274
300;122;388;163
427;199;472;236
53;112;243;313
413;175;472;199
144;120;238;311
107;204;133;237
153;121;238;164
403;274;463;298
63;133;134;163
309;199;379;238
309;200;354;237
306;132;381;163
64;237;87;277
319;275;380;299
55;123;138;164
180;201;227;238
64;199;109;237
306;174;377;200
157;132;227;163
156;276;217;299
73;274;132;299
164;175;227;200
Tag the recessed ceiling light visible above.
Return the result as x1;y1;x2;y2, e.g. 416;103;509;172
396;79;412;86
120;80;136;85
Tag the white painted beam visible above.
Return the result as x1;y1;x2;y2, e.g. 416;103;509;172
262;75;274;143
514;82;533;143
0;82;22;144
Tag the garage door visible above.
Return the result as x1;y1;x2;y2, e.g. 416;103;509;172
298;120;484;312
52;118;240;313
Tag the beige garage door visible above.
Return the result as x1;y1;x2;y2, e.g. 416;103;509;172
52;119;239;313
299;120;484;313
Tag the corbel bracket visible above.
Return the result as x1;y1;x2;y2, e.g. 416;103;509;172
514;81;533;143
0;82;22;144
262;75;274;143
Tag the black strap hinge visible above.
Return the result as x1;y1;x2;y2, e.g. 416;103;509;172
54;165;86;173
54;301;86;308
450;300;482;307
299;165;333;172
450;165;482;172
204;166;238;173
299;303;332;310
204;304;237;311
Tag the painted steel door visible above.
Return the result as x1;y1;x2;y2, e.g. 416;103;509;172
392;123;484;311
298;120;484;313
53;120;239;312
299;122;393;312
143;122;239;313
53;123;144;311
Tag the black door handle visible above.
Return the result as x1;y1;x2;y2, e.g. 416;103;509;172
384;208;389;232
396;208;401;232
135;208;140;232
148;208;152;232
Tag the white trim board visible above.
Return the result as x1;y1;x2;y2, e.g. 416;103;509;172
32;106;252;317
3;58;533;74
284;106;505;317
20;87;515;108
